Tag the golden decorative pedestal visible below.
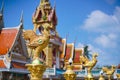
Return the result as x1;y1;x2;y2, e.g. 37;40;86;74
64;65;76;80
84;68;94;80
107;75;112;80
99;74;105;80
85;73;94;80
85;77;94;80
26;64;47;80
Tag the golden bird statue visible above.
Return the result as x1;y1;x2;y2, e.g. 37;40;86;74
23;23;51;64
102;65;116;80
80;53;98;79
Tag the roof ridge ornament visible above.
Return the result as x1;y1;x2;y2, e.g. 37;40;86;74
0;0;4;30
20;10;23;24
53;0;56;8
20;10;24;28
0;1;4;14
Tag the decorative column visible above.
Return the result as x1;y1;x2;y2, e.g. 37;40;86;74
26;64;47;80
99;74;105;80
84;68;94;80
64;65;76;80
107;75;112;80
44;44;53;67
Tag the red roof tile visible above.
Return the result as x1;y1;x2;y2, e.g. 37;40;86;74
0;60;6;68
73;67;81;70
73;49;82;63
65;44;74;60
12;62;26;69
0;29;18;55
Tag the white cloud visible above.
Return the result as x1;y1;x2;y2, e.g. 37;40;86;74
82;7;120;33
114;7;120;24
81;6;120;48
95;34;117;48
79;7;120;65
77;42;84;48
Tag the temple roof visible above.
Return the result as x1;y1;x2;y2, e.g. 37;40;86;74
65;43;74;61
0;28;18;55
0;26;28;73
12;62;26;69
0;60;28;73
0;60;6;68
73;48;83;63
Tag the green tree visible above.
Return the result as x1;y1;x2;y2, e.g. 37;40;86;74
83;45;92;59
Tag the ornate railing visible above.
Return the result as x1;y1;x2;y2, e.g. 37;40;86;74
44;68;120;78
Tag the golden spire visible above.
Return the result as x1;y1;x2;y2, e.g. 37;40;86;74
39;0;51;10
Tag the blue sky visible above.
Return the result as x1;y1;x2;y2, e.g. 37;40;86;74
0;0;120;66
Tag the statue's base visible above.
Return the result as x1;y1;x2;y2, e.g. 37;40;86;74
85;77;94;80
26;64;47;80
64;65;76;80
85;73;94;80
99;74;105;80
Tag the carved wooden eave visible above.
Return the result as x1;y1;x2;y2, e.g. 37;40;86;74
49;36;62;46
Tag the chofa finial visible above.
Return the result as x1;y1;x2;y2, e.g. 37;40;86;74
20;10;23;24
0;0;4;14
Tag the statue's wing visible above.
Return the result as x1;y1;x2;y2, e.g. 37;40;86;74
84;56;89;62
102;67;109;72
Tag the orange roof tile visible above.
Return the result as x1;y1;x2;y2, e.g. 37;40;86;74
12;62;26;69
73;67;81;70
65;44;74;60
0;29;18;55
73;49;82;63
0;60;6;68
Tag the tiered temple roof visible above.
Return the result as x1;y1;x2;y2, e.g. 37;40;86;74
0;60;6;68
0;24;29;73
73;48;83;63
60;38;84;70
0;28;18;55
